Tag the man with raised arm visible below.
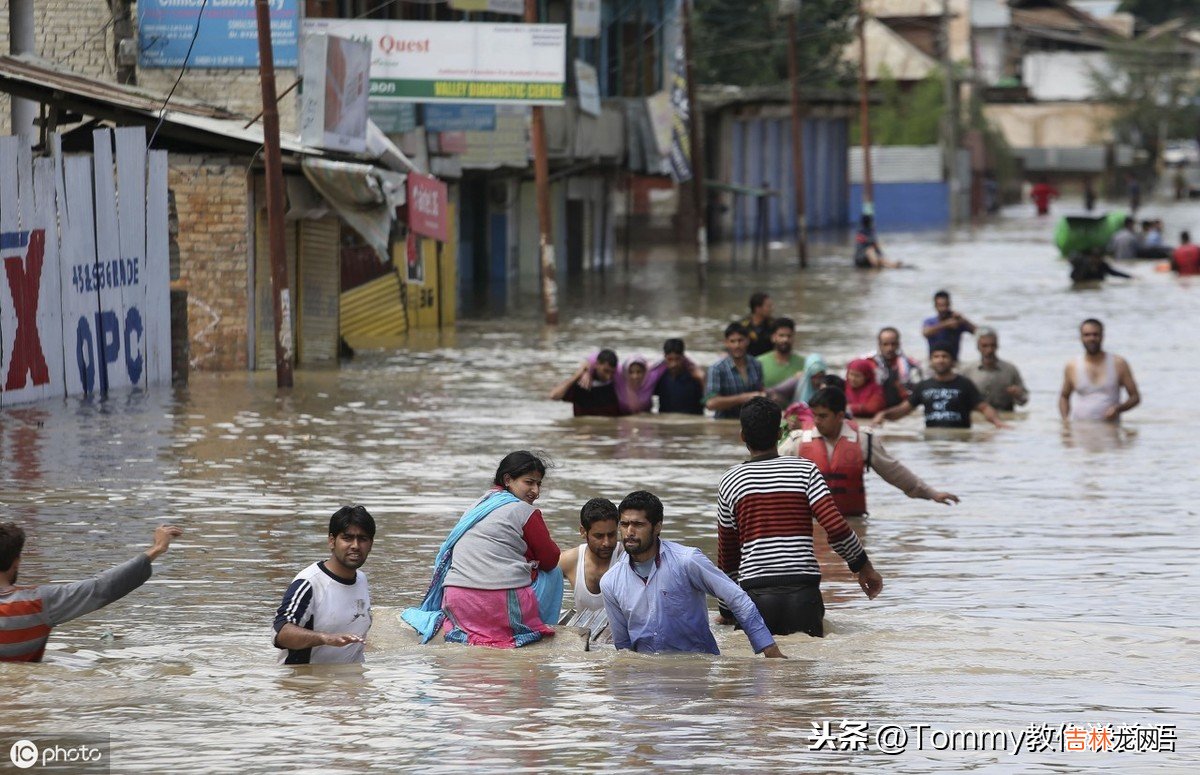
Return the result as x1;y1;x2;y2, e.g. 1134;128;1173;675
1;522;183;662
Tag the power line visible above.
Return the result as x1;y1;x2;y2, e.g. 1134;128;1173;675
148;0;208;148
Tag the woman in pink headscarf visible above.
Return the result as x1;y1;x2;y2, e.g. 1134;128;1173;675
615;355;666;415
845;358;886;418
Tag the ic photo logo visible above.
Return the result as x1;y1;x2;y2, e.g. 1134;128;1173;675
9;739;38;769
7;737;107;771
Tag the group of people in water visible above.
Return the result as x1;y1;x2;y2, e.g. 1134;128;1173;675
0;290;1145;665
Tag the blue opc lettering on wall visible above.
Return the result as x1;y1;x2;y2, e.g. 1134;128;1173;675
138;0;298;69
124;308;144;385
423;104;497;132
75;308;144;395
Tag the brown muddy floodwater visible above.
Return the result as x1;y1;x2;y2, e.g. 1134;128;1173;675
1;202;1197;772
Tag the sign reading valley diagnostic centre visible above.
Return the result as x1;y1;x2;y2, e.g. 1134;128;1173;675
303;20;566;106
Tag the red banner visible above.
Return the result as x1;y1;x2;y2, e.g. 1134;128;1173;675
407;172;449;242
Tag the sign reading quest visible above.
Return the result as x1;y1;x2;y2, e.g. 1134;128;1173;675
303;20;566;105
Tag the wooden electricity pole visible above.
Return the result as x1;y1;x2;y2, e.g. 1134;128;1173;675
255;0;294;387
786;12;808;268
527;0;559;325
856;3;875;216
682;0;709;284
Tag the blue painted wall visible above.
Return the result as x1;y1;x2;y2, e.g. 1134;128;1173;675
849;182;949;231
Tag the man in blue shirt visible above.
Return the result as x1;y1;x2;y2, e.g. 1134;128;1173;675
600;490;785;658
705;323;767;419
654;338;705;414
921;289;976;360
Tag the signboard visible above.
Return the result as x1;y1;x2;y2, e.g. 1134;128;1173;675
369;102;418;134
449;0;524;15
436;132;469;154
573;0;601;38
407;173;449;243
461;105;530;168
139;0;299;69
424;104;498;132
303;19;566;105
575;60;601;117
0;129;170;406
300;33;371;153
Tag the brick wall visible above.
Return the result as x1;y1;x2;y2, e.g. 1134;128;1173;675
170;155;253;371
0;5;298;134
0;0;115;135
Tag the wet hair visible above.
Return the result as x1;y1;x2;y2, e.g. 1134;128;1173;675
822;374;846;392
493;451;548;489
739;396;782;452
329;505;376;539
770;317;795;335
1080;318;1104;332
929;344;957;359
1181;231;1191;243
724;322;749;339
618;490;664;526
749;292;770;313
0;522;26;573
861;214;874;230
580;498;618;530
663;338;686;356
933;289;951;303
596;350;618;368
878;326;900;342
808;387;847;414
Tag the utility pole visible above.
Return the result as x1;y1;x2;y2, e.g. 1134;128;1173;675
940;0;960;225
254;0;294;387
856;3;875;216
682;0;709;285
8;0;37;145
786;12;808;268
527;0;559;325
112;0;137;85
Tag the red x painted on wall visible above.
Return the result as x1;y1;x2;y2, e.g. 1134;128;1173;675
3;229;50;391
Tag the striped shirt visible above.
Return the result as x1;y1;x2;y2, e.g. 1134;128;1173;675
0;555;152;662
716;454;867;588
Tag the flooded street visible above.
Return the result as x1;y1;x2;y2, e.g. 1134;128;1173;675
2;202;1197;772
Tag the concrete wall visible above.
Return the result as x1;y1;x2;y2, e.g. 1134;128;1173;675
984;102;1115;148
169;155;253;371
1022;51;1110;102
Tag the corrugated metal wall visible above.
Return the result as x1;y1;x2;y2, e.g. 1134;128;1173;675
730;115;849;240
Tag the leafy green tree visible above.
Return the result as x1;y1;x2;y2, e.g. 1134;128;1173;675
1117;0;1199;25
1089;35;1200;160
692;0;855;88
851;68;945;146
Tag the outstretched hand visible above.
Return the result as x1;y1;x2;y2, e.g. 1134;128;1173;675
321;632;366;647
932;492;960;505
145;525;183;561
857;561;883;600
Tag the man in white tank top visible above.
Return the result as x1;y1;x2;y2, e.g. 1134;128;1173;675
1059;318;1141;422
557;498;622;613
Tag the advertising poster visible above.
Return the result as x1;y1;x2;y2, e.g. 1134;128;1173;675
139;0;299;68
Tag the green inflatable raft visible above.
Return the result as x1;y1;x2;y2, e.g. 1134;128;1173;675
1053;211;1127;257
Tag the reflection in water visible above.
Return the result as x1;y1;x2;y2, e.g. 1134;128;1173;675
0;205;1196;771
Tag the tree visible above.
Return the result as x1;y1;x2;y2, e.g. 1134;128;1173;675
1089;36;1200;161
692;0;855;88
1117;1;1200;25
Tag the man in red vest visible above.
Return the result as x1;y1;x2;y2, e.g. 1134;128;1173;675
781;388;958;517
1171;231;1200;276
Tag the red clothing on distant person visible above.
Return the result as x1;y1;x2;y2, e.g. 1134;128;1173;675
845;359;886;418
1030;183;1058;215
1173;243;1200;275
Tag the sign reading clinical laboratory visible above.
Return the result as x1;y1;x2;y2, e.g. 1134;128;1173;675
302;20;566;106
139;0;299;68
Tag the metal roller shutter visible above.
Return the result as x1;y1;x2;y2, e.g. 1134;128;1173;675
298;216;340;365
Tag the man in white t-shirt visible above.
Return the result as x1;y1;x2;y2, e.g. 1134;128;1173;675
557;498;622;614
273;506;375;664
